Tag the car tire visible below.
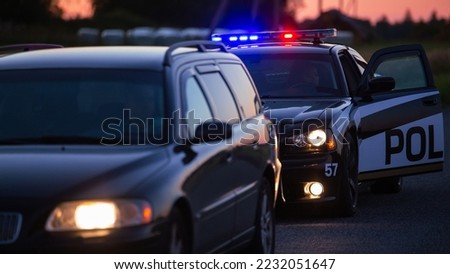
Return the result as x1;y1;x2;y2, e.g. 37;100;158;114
370;177;403;194
249;177;275;253
166;207;190;253
336;132;358;217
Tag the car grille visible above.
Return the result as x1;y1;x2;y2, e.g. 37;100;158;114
0;212;22;244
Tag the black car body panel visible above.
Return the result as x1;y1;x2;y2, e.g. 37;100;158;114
0;42;281;253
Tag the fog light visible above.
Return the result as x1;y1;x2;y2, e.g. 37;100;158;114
305;182;324;197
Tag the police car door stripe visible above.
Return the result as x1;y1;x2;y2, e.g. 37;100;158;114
356;90;441;139
357;90;439;117
359;113;444;173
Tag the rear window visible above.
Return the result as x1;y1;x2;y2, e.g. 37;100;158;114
220;63;260;118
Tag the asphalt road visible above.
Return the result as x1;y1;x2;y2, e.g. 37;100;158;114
275;107;450;254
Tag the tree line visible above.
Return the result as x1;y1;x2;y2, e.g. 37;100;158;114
0;0;448;43
373;11;449;42
0;0;292;29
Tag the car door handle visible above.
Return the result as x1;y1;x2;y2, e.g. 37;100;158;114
423;98;437;106
221;152;233;164
226;153;233;163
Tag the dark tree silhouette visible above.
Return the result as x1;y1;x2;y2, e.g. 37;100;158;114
91;0;291;29
373;9;450;42
0;0;56;23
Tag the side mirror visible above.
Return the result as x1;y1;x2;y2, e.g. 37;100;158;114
368;76;395;93
193;120;232;143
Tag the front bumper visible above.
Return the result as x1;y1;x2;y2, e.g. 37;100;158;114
0;219;167;254
279;151;344;204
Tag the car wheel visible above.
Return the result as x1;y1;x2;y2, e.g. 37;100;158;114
336;133;358;217
249;177;275;253
370;177;403;194
166;207;190;254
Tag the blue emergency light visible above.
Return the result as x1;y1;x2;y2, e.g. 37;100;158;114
211;28;337;46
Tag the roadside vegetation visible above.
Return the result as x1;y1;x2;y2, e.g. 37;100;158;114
357;41;450;107
428;48;450;106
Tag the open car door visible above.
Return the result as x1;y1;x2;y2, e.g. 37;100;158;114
355;44;444;181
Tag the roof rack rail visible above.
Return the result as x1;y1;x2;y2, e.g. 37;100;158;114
0;43;63;54
163;40;227;66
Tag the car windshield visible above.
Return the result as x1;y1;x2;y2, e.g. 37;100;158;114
0;69;166;145
238;53;342;98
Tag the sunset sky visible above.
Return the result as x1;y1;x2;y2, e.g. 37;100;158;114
55;0;94;20
295;0;450;23
56;0;450;24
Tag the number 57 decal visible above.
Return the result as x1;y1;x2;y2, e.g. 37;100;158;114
325;163;338;177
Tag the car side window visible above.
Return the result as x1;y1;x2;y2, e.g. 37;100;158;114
219;63;259;118
372;54;427;91
184;76;213;138
199;72;241;123
339;52;361;96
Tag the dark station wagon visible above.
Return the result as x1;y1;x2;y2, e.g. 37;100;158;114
0;42;281;253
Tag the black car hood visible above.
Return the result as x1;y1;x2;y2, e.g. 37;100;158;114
0;145;169;200
263;98;348;124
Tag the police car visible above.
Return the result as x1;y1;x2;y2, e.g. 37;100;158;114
212;29;445;216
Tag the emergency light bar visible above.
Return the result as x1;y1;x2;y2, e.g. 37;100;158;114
211;28;337;46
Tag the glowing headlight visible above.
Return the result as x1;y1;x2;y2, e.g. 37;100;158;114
46;199;152;232
74;202;117;230
307;129;327;146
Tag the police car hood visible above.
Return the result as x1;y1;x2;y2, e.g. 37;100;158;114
0;146;169;200
263;98;348;124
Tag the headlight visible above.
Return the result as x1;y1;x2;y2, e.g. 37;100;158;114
290;129;335;150
46;199;152;232
307;129;327;146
